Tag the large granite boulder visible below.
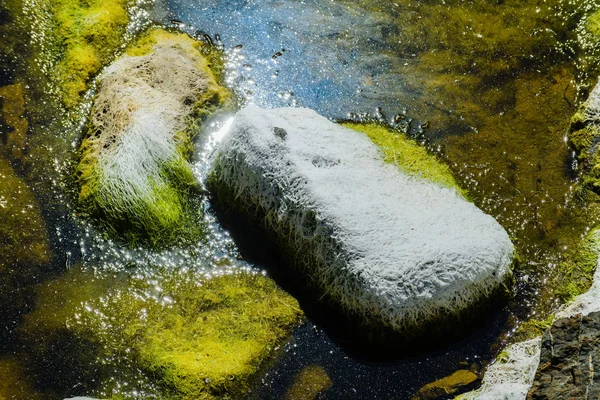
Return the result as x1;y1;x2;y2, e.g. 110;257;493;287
208;105;514;335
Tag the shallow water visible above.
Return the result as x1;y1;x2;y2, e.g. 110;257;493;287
3;0;600;397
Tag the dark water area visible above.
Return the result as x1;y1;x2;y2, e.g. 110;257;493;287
2;0;600;398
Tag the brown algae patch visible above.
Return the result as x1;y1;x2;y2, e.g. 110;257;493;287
0;156;50;268
0;355;43;399
20;266;303;399
0;84;28;160
285;365;333;400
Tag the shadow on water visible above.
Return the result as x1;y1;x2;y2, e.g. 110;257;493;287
210;199;510;398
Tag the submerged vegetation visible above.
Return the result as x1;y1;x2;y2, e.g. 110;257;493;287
21;267;303;399
28;0;131;110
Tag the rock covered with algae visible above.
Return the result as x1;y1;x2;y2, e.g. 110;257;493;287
77;28;229;246
208;105;514;337
20;266;303;399
23;0;132;110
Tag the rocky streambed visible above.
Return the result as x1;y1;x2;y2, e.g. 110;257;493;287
3;0;600;398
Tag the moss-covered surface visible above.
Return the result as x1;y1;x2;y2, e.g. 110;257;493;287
31;0;131;110
568;90;600;192
20;266;303;399
342;122;467;197
411;369;478;400
285;365;332;400
76;28;230;247
512;315;554;343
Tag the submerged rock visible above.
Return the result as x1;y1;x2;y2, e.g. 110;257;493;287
527;311;600;399
77;28;228;245
285;365;332;400
208;105;514;336
411;369;477;400
0;156;50;269
21;266;302;399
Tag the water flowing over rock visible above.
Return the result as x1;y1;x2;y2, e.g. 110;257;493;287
208;105;514;336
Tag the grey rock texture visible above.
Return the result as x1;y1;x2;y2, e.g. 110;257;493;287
527;311;600;399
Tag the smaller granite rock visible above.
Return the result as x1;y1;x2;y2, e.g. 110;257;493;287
411;369;477;400
77;28;228;246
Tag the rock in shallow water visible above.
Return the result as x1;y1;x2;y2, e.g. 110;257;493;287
208;105;514;335
527;311;600;399
77;28;228;246
456;338;542;400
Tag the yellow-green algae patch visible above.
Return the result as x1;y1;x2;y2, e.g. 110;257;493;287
21;266;303;399
342;122;466;197
512;228;600;342
76;28;230;247
0;156;50;268
411;369;478;400
32;0;131;109
285;365;333;400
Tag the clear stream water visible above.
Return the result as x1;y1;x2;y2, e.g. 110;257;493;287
3;0;600;398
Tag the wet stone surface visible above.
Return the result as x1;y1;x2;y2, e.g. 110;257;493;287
528;311;600;399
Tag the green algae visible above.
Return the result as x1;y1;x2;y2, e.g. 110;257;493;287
76;28;230;247
554;228;600;302
285;365;333;400
342;122;467;197
33;0;131;110
512;315;555;343
21;266;303;399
